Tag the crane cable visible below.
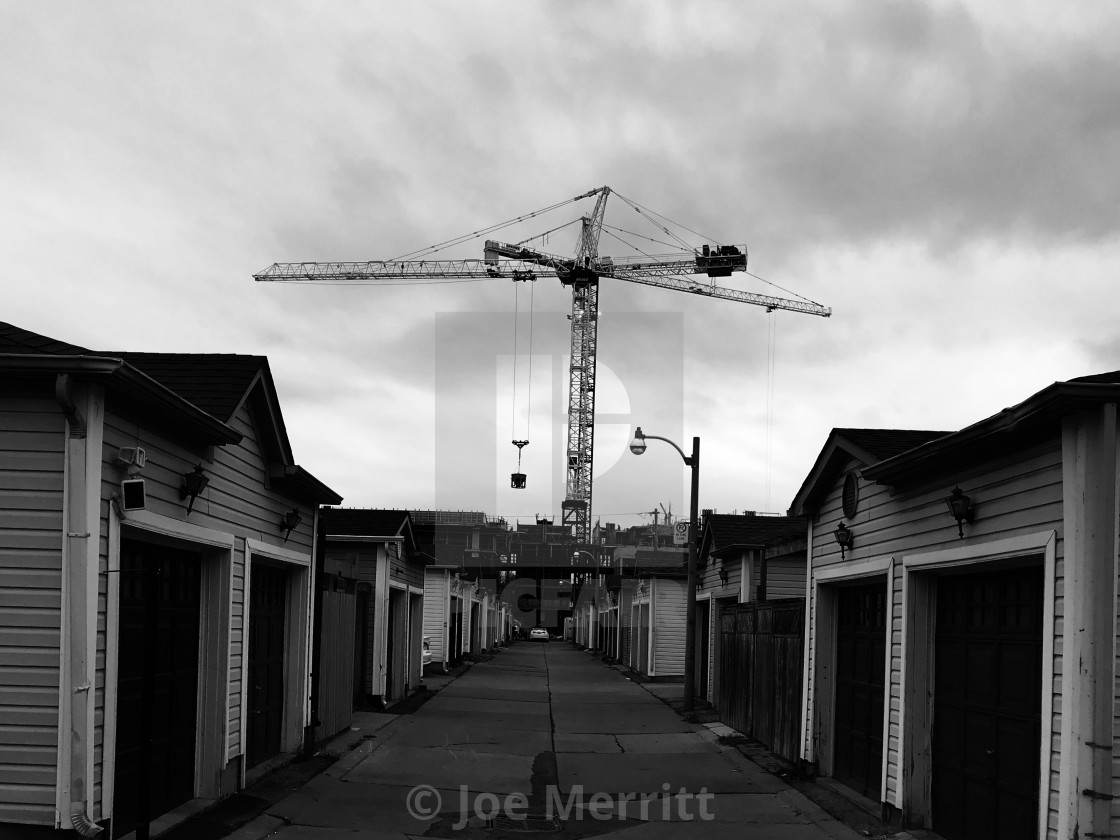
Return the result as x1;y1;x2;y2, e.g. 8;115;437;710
510;277;536;473
765;312;778;509
391;190;601;262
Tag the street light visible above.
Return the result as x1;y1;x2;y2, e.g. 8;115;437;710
629;426;700;712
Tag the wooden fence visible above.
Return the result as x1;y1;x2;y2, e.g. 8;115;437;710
717;598;804;763
316;575;358;739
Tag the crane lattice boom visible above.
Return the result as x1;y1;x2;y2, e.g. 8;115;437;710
254;187;830;545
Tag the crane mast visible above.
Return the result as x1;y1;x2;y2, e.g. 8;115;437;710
254;186;831;547
561;198;607;544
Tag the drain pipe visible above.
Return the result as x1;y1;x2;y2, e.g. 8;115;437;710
56;375;104;837
304;507;325;759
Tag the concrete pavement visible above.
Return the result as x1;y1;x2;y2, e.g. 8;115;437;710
227;643;864;840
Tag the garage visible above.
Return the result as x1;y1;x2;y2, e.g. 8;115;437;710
833;580;887;799
931;566;1043;840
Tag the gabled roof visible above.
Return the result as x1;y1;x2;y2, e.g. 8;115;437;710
830;428;951;463
1069;370;1120;385
320;508;422;558
863;374;1120;486
1;322;242;445
0;322;90;355
699;513;806;561
790;428;950;515
0;322;341;504
2;322;270;422
109;352;267;423
791;372;1120;508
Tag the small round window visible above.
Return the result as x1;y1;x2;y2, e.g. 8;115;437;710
842;471;859;520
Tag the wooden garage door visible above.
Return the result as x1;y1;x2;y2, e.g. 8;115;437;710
833;581;887;799
932;566;1043;840
113;540;201;839
247;564;287;768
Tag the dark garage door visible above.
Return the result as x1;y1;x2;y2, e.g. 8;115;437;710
833;580;887;799
247;564;288;768
113;540;201;839
932;565;1043;840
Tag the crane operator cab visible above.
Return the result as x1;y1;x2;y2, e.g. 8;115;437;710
696;243;747;278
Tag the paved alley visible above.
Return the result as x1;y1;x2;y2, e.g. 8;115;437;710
230;644;861;840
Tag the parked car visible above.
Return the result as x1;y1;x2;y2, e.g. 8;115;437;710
529;627;549;642
422;636;432;666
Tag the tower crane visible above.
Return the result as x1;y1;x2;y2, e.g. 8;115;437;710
254;186;830;545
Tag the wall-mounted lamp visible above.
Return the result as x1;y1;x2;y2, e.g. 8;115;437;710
179;464;209;514
718;564;729;586
945;487;974;538
834;521;854;560
280;508;302;542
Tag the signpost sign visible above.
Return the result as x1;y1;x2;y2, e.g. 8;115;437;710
673;521;689;546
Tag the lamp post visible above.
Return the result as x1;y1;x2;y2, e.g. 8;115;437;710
629;426;700;712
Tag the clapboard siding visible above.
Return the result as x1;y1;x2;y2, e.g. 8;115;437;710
0;389;64;823
767;557;805;599
700;550;744;598
652;579;687;676
390;555;423;590
617;585;632;665
805;438;1064;831
99;416;314;547
423;570;449;663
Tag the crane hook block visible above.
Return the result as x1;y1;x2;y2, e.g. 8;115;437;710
512;440;529;450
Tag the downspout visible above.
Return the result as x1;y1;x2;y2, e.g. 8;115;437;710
303;507;325;759
55;375;103;837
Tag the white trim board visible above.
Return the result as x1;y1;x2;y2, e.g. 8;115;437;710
121;509;237;551
246;537;311;567
815;555;891;583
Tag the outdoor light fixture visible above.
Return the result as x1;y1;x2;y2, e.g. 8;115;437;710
718;564;729;586
628;427;647;455
280;508;302;542
945;486;974;538
834;521;854;560
179;464;209;514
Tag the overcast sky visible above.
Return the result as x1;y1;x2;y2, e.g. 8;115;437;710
5;2;1119;530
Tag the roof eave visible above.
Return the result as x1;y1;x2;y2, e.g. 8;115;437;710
269;465;343;505
864;382;1120;485
0;354;242;445
790;432;877;516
